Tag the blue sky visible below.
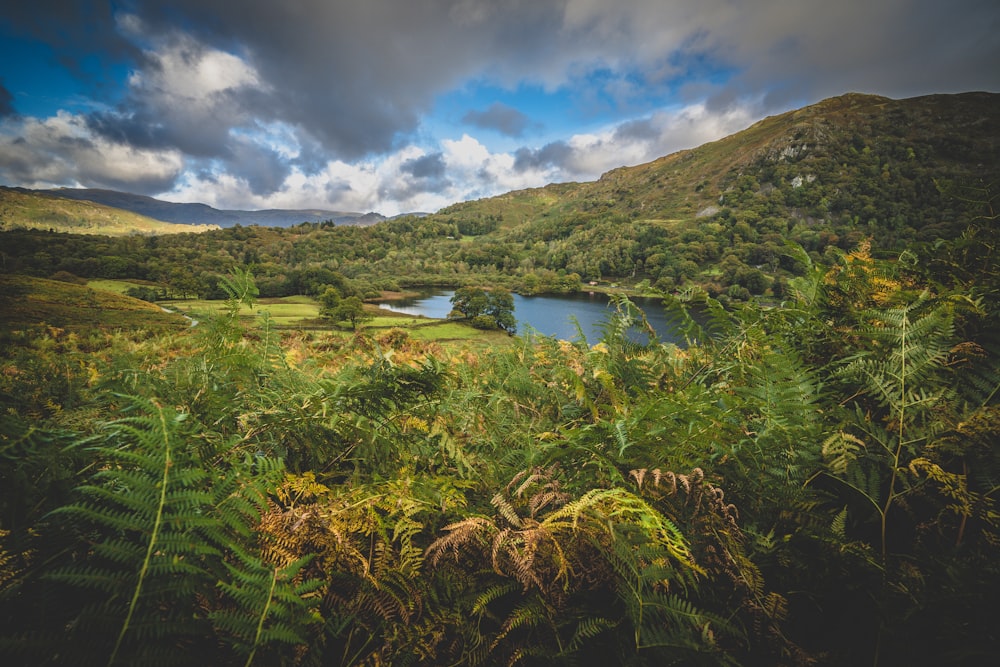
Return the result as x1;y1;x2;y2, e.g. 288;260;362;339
1;0;998;215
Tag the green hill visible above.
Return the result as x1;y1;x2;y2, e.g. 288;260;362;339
0;187;219;236
434;92;999;232
0;273;189;333
424;92;999;294
1;93;996;302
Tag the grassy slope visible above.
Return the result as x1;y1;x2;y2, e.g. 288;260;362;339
0;274;189;333
0;187;219;236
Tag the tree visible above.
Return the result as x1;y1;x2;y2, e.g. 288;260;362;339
448;286;489;320
449;286;516;333
328;296;371;330
317;286;342;320
486;287;517;334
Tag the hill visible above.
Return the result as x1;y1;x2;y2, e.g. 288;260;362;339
34;187;380;228
1;92;996;301
419;91;999;295
435;92;999;231
0;187;220;236
0;273;190;332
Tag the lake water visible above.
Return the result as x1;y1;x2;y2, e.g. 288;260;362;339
379;289;686;345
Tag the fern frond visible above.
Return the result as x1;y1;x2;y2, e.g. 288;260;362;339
211;554;320;666
564;616;618;652
472;581;519;616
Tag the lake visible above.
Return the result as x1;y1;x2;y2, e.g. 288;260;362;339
379;289;686;345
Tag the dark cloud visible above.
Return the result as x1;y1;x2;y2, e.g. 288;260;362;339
325;179;354;199
402;153;446;179
225;138;292;196
613;117;658;142
0;81;15;117
514;141;574;172
462;102;532;137
110;0;569;160
6;1;999;170
390;152;451;200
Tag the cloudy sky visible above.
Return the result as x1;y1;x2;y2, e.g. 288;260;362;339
1;1;997;215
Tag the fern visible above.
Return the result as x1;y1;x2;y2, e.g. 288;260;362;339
210;552;321;667
563;615;618;652
834;291;958;561
36;394;295;666
45;397;211;665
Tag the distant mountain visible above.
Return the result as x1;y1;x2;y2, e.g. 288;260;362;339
0;186;220;236
33;188;380;228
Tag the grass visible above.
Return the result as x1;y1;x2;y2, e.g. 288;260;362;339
368;315;436;328
88;279;163;295
59;286;511;348
1;275;516;361
157;293;514;347
0;274;188;333
405;321;494;341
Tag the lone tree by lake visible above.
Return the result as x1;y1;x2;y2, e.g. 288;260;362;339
448;286;516;334
319;286;371;330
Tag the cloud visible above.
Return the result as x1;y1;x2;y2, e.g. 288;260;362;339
225;135;293;196
462;102;532;137
2;0;997;213
402;152;447;179
513;142;574;172
0;112;183;192
516;101;759;179
86;30;265;157
387;152;452;201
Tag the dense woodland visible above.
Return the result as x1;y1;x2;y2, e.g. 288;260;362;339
1;92;999;665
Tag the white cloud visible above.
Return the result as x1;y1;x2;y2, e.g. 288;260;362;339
159;101;758;216
0;112;184;191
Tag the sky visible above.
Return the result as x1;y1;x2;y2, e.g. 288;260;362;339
1;1;998;216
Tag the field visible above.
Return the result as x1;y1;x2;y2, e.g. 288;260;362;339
155;293;513;346
0;278;512;358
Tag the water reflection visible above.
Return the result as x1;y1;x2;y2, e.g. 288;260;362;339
379;289;684;344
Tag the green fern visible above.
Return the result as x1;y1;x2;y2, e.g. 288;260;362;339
210;552;321;667
46;397;211;665
833;292;958;561
38;394;294;666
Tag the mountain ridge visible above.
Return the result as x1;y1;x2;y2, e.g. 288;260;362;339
29;187;384;228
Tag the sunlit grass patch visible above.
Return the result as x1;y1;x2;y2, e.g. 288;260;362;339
88;279;163;295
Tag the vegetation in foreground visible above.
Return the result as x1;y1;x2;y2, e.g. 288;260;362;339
1;224;998;665
0;91;997;665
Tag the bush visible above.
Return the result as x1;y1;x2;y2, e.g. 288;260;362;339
470;314;499;330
